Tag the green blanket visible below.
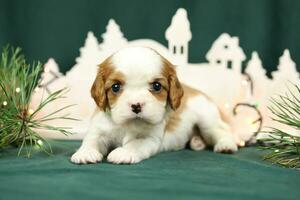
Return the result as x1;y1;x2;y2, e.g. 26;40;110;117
0;140;299;200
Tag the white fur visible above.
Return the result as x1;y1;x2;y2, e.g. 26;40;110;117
71;47;238;165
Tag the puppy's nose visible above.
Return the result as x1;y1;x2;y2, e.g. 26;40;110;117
131;103;142;114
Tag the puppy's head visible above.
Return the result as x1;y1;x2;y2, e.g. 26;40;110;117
91;47;183;125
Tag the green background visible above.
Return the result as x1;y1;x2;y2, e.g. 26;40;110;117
0;0;300;77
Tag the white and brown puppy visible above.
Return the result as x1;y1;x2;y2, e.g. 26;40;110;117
71;47;238;164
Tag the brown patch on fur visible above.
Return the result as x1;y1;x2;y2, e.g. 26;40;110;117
165;84;228;134
91;56;125;110
165;84;201;132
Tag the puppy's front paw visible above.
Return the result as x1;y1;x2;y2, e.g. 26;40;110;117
107;147;142;164
71;148;103;164
214;138;238;154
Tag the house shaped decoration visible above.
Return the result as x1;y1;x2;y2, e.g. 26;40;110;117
165;8;192;65
206;33;246;74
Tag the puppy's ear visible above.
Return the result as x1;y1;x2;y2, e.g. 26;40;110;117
91;58;112;110
164;61;184;110
91;70;107;110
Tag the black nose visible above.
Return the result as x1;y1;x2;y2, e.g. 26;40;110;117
131;103;142;114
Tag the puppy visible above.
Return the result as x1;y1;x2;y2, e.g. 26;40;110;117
71;47;238;164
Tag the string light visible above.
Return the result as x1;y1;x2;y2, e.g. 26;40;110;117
238;140;245;147
246;117;255;125
28;109;34;115
233;103;263;147
224;103;231;109
37;140;43;146
34;87;40;93
241;80;248;86
44;66;50;73
2;101;7;106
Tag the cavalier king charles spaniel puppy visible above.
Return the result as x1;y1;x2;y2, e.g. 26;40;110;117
71;47;238;164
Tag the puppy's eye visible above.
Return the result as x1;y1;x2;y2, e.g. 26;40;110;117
150;82;162;92
111;83;121;93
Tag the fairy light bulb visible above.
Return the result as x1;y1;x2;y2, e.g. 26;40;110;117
15;87;21;93
37;140;43;146
246;118;254;125
224;103;230;109
3;101;7;106
28;108;34;115
44;66;50;73
241;79;248;86
239;140;245;147
34;87;40;93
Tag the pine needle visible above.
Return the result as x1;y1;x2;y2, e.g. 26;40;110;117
259;83;300;168
0;45;76;157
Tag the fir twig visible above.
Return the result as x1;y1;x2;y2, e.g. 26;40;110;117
259;83;300;168
0;46;75;157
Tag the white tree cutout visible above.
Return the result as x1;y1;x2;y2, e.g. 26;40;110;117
245;52;270;106
272;50;299;94
75;32;102;66
39;58;62;94
99;19;128;55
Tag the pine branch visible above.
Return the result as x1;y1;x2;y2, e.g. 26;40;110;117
259;83;300;168
0;45;76;157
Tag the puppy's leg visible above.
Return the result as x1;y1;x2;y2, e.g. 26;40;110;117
107;135;162;164
71;132;109;164
71;113;111;164
205;120;238;153
193;98;238;153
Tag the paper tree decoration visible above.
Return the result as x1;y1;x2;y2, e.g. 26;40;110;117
30;8;300;141
38;58;63;94
99;19;128;56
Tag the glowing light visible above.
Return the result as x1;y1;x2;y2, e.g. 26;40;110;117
241;80;248;86
44;66;50;73
246;118;254;125
28;109;34;115
37;140;43;146
34;87;40;93
253;102;260;108
15;87;21;93
224;103;230;109
2;101;7;106
274;149;279;153
239;140;245;147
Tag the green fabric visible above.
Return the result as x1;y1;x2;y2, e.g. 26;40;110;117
0;0;300;76
0;140;299;200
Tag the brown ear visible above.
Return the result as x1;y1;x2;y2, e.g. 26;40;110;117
164;62;184;110
91;57;113;110
91;70;107;110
